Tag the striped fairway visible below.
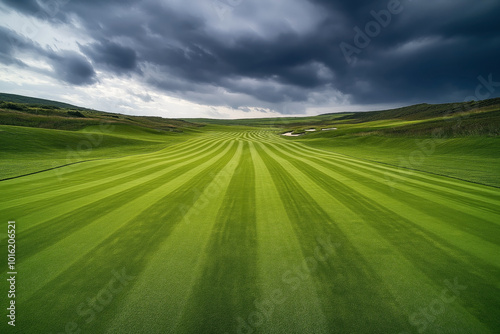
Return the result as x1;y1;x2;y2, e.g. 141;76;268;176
0;129;499;334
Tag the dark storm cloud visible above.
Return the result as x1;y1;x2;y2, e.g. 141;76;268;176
1;0;500;112
0;26;28;66
47;51;97;85
1;0;40;15
81;41;137;73
331;0;500;103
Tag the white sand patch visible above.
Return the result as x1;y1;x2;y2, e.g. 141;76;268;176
305;128;317;132
322;127;337;131
281;131;303;137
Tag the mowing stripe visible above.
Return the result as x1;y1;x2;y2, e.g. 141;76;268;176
0;131;221;191
287;140;500;199
174;141;259;333
0;139;231;244
11;141;234;261
257;141;491;333
268;142;500;330
268;142;500;267
103;142;243;334
275;142;500;229
256;142;413;333
285;141;500;210
249;141;330;334
18;141;242;333
0;135;225;211
16;141;237;300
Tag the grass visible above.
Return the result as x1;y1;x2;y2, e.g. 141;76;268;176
0;94;499;333
0;125;499;333
297;135;500;187
284;106;500;187
0;124;194;180
0;93;88;110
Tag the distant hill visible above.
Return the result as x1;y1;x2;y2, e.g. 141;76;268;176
0;93;88;110
2;92;499;136
0;92;200;131
329;98;500;122
186;97;500;133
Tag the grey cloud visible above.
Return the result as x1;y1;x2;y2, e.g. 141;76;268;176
1;0;41;15
0;25;35;59
81;41;137;73
0;26;96;85
1;0;500;113
47;51;96;85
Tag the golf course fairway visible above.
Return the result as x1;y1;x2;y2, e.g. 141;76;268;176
1;128;499;334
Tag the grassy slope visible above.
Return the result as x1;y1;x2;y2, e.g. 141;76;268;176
282;107;500;187
0;93;198;131
184;112;351;127
0;124;194;180
0;94;203;179
0;128;499;334
297;134;500;187
0;93;87;109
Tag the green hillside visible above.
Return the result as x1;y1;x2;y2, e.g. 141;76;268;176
0;93;87;110
0;124;193;180
0;93;199;131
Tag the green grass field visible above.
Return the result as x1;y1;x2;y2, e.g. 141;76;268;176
0;124;200;180
1;121;499;333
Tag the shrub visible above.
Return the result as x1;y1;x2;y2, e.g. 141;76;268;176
67;111;86;118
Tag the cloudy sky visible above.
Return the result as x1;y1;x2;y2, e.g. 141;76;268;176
0;0;499;118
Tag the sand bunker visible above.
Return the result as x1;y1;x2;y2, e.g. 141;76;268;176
281;131;303;137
